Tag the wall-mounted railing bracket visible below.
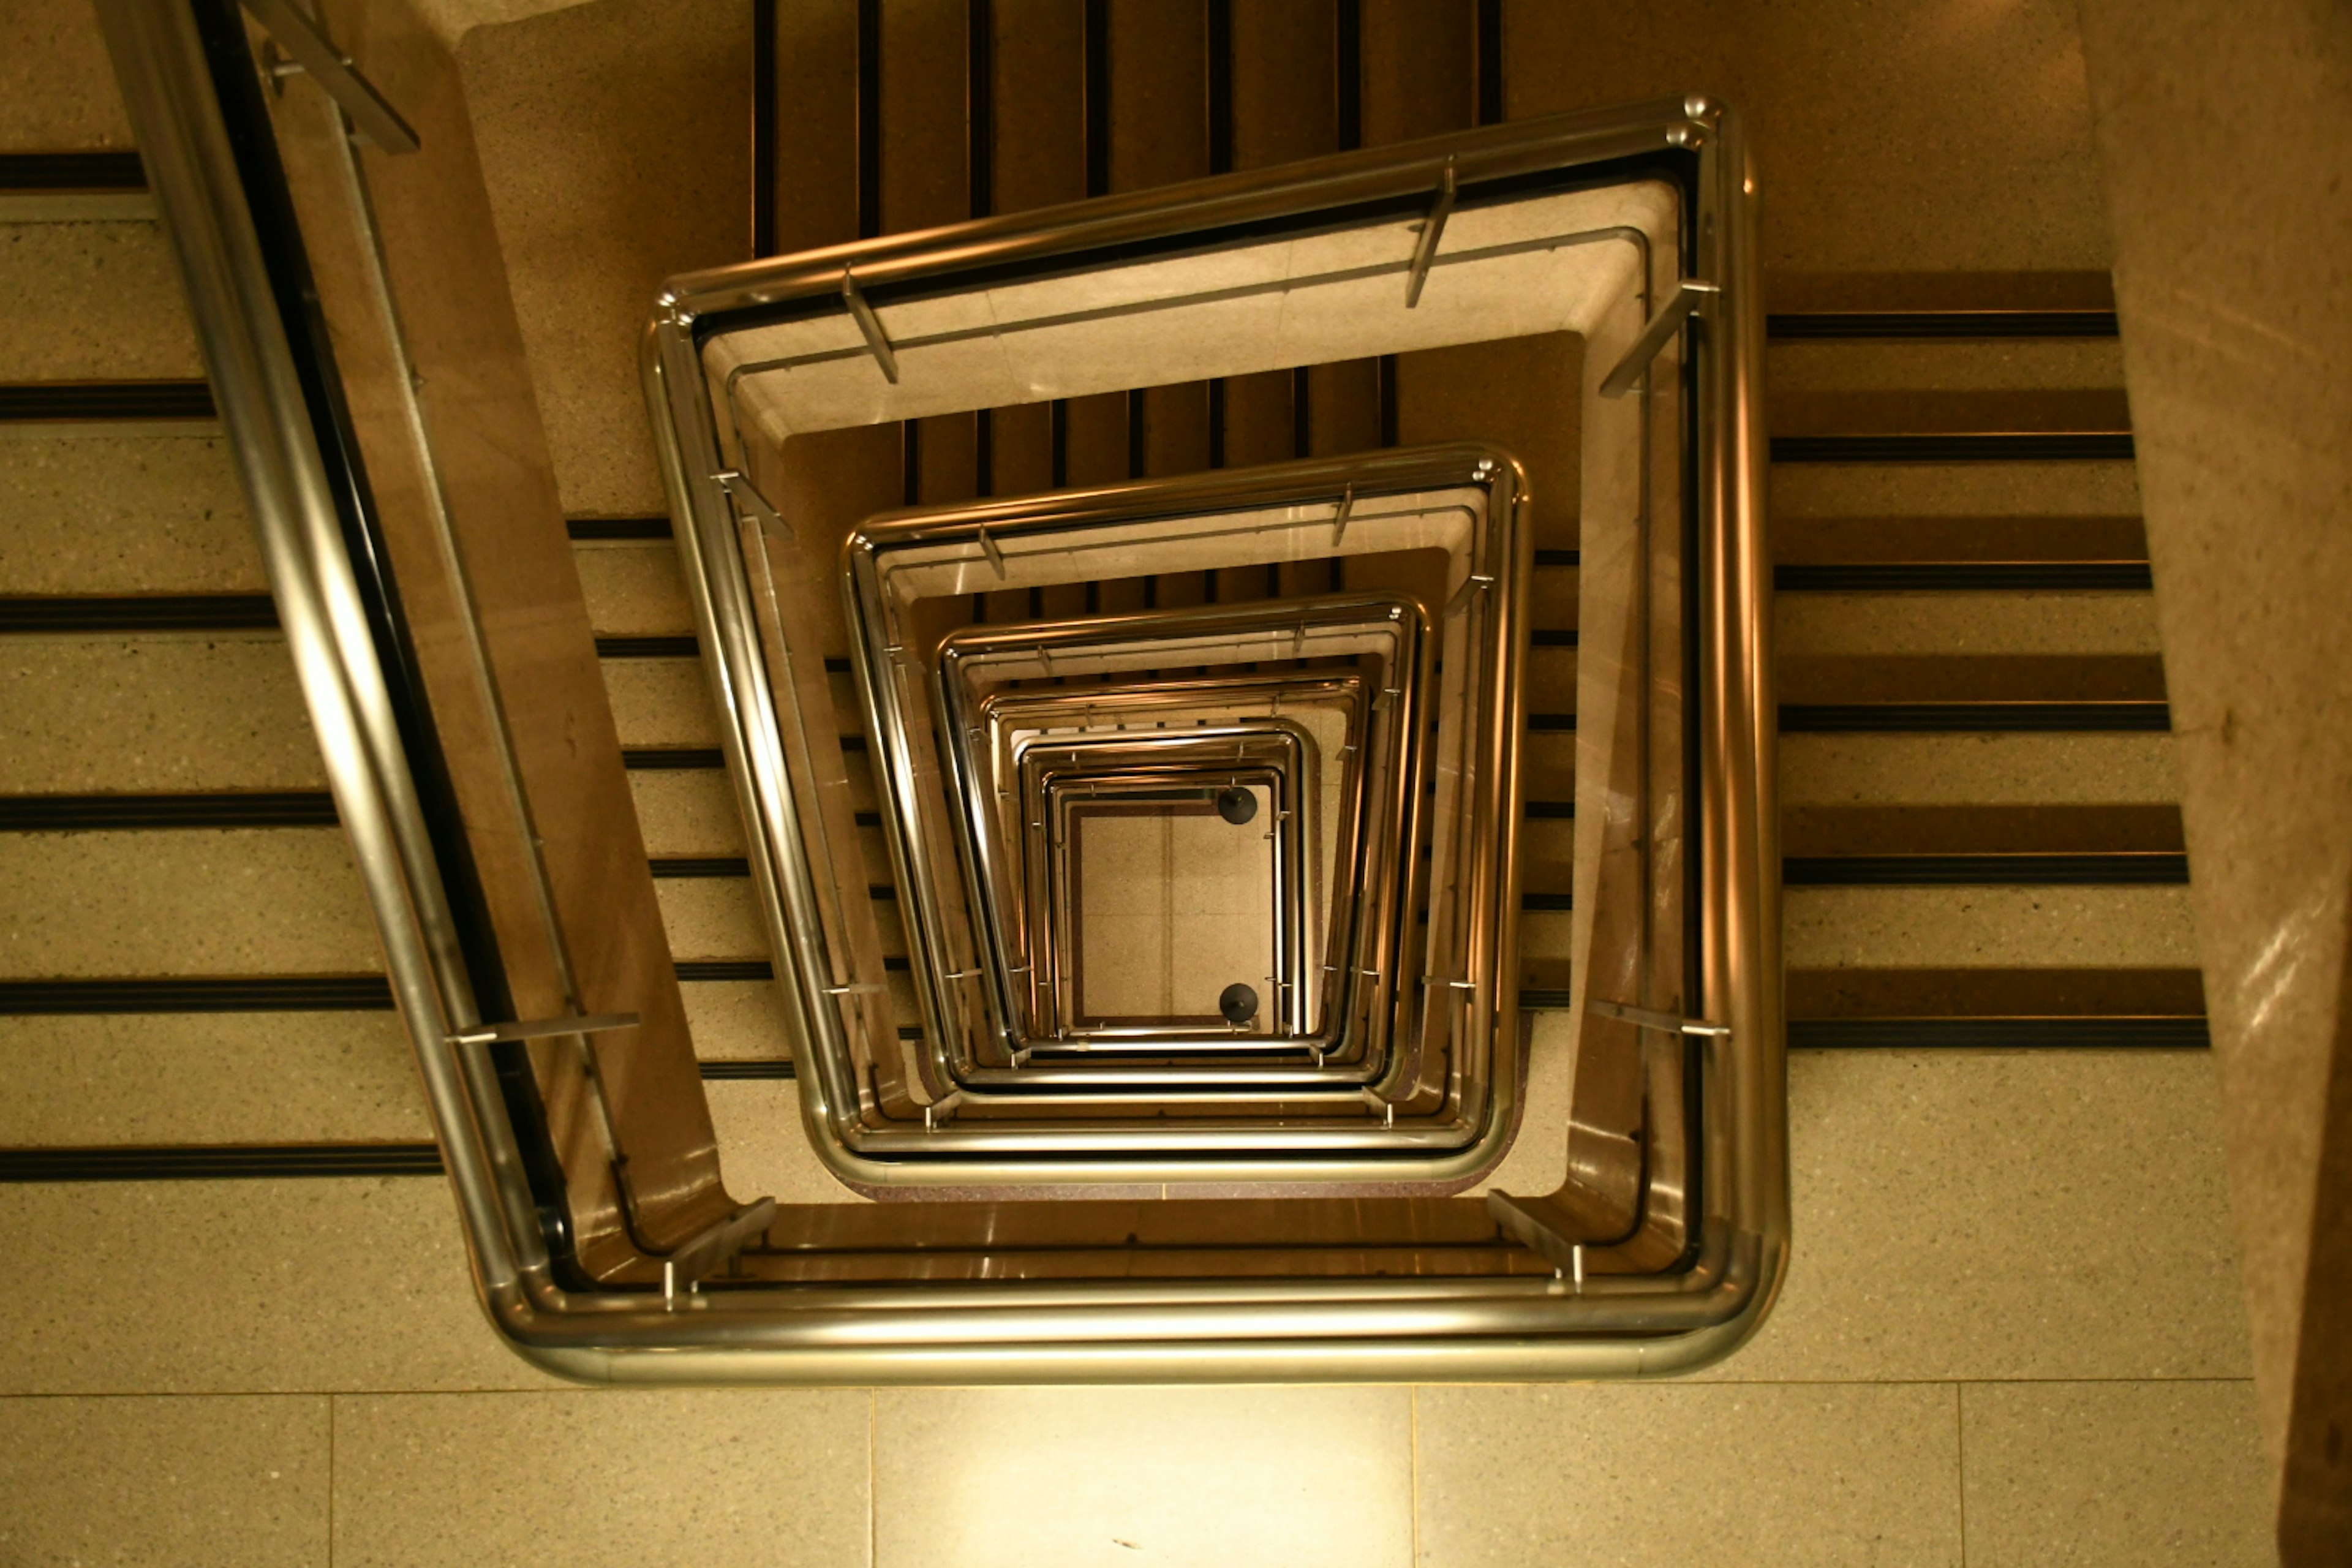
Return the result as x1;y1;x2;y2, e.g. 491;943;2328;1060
447;1011;641;1048
239;0;419;153
840;266;902;383
1404;158;1458;307
1589;998;1732;1038
1599;280;1719;397
660;1196;778;1304
716;469;791;541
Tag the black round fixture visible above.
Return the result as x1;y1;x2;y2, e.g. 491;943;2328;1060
1218;982;1260;1025
1215;785;1257;824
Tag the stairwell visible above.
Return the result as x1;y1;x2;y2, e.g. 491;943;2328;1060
0;1;2269;1562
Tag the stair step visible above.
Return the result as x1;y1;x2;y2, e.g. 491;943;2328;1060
1768;309;2120;339
1774;432;2136;463
1787;885;2196;970
1785;733;2176;808
1;638;320;793
1782;701;2169;733
1790;1018;2207;1047
0;432;256;596
0;224;198;381
1777;514;2147;566
1779;563;2151;591
1784;853;2188;886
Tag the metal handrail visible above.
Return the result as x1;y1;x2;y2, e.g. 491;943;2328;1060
109;0;1783;1381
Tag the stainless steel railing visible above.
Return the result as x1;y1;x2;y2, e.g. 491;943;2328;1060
106;0;1783;1382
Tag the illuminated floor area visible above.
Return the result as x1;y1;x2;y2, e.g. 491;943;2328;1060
0;0;2280;1561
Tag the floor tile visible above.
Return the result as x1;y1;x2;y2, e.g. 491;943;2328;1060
0;1393;328;1567
0;1178;552;1393
1414;1381;1960;1567
1961;1380;2271;1567
1713;1050;2252;1382
333;1387;869;1567
875;1385;1412;1568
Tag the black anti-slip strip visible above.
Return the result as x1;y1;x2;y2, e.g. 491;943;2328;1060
1529;628;1578;647
855;0;883;237
1533;549;1579;567
1784;853;2190;886
623;748;726;770
0;1143;444;1182
1768;311;2120;341
1082;0;1110;197
1525;800;1574;819
4;960;778;1013
1791;1017;2208;1049
0;792;337;831
1773;433;2136;464
1475;0;1505;125
0;594;276;633
650;856;753;878
1521;892;1572;911
1781;702;2170;733
1776;562;2154;592
595;635;698;658
0;380;216;421
567;516;673;540
1528;714;1576;732
675;960;777;982
699;1058;797;1080
1518;988;1572;1010
0;976;396;1014
0;150;147;190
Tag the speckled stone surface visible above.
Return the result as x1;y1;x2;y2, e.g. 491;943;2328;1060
1777;591;2162;657
1769;336;2130;397
458;0;751;516
2079;1;2352;1535
0;828;380;977
704;1078;856;1204
1715;1050;2251;1383
0;437;259;594
1782;732;2179;807
1416;1382;1962;1568
1963;1381;2272;1566
1773;459;2142;521
0;636;323;792
1507;0;2111;280
677;976;794;1060
652;875;766;963
0;1012;428;1144
0;0;130;148
331;1389;870;1567
0;1177;554;1393
572;541;695;635
0;1395;329;1567
600;657;722;749
0;221;200;380
876;1385;1412;1568
1784;884;2199;970
628;767;747;857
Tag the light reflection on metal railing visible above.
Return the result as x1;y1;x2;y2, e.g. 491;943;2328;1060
109;0;1783;1381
